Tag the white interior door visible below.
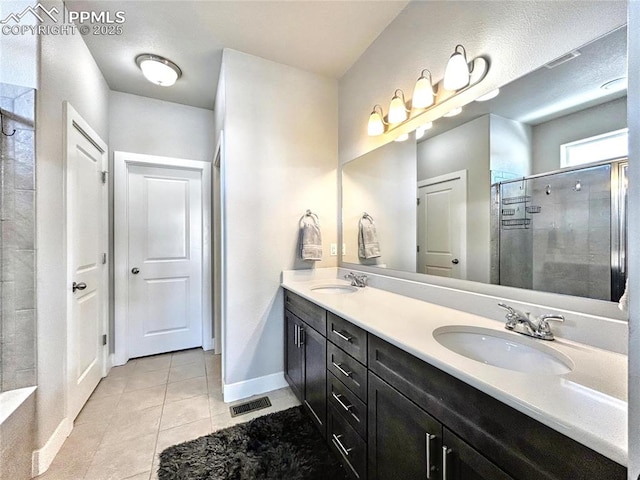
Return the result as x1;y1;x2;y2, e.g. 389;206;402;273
116;154;210;360
65;103;108;422
417;171;467;279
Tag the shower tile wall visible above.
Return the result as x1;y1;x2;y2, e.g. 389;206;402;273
530;166;611;300
0;83;36;392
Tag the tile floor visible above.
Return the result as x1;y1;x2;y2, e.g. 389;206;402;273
37;349;300;480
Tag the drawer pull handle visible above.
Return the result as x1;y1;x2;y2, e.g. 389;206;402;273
332;434;353;457
332;361;352;377
442;446;452;480
294;324;299;347
332;329;353;343
425;433;436;479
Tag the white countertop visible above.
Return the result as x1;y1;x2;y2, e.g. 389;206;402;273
281;271;628;466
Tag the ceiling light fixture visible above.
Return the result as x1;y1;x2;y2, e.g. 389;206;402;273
135;54;182;87
443;45;470;91
412;70;435;109
475;88;500;102
366;43;488;137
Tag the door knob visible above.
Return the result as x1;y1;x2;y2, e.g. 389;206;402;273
72;282;87;292
131;267;140;274
452;259;459;264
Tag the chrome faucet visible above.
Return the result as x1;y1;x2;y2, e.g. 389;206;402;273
498;302;564;341
345;272;368;288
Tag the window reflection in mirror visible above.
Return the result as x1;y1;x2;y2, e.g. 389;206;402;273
341;26;627;304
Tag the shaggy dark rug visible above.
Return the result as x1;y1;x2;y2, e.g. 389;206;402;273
157;406;351;480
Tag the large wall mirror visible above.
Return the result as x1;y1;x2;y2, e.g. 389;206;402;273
341;26;627;311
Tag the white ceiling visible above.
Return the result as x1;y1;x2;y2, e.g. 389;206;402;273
64;0;409;110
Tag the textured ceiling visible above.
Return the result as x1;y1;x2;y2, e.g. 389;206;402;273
65;0;409;109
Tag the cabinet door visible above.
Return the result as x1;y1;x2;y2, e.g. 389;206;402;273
368;372;442;480
442;428;513;480
302;323;327;436
284;311;303;401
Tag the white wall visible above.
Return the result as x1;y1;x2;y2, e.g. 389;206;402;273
218;49;338;390
489;114;532;178
342;139;416;271
339;1;627;166
417;116;490;283
35;0;110;456
109;91;215;162
627;2;640;477
531;96;627;174
0;1;38;89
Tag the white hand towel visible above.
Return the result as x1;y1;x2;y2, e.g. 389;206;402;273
358;215;381;259
300;215;322;261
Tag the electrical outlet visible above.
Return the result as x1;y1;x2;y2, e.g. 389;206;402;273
330;243;337;256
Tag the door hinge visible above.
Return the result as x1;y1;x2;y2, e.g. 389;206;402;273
417;197;420;205
102;253;107;264
417;245;420;253
102;334;107;346
101;171;107;184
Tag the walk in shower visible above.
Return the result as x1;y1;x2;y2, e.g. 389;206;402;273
492;159;627;302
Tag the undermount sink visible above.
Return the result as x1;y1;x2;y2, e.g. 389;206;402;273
310;284;358;294
433;326;574;375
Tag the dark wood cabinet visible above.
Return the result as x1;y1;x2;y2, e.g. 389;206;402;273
302;323;327;432
368;372;443;480
283;290;327;436
284;310;304;400
442;428;513;480
368;372;512;480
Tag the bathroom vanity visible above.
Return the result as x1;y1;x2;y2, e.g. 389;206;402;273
282;271;627;480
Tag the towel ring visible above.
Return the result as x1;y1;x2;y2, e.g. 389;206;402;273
300;209;320;227
360;212;375;224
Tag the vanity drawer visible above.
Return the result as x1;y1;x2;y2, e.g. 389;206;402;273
328;372;367;439
327;342;367;402
328;405;367;480
327;312;367;364
284;289;326;335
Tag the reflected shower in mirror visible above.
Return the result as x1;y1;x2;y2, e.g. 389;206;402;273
341;26;627;304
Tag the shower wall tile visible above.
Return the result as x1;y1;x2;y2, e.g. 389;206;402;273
0;83;36;392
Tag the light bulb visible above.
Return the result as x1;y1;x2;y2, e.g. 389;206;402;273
367;106;385;136
415;122;433;139
388;90;408;124
412;70;435;109
443;45;470;91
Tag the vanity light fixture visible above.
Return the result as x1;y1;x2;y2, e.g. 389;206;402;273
443;45;470;91
366;43;489;137
135;54;182;87
367;105;387;136
443;107;462;117
475;88;500;102
412;70;435;109
388;89;410;124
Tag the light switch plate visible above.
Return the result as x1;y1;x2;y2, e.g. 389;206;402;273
330;243;337;256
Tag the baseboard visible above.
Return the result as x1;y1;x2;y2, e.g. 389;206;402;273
32;417;72;477
223;371;288;403
203;336;214;351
